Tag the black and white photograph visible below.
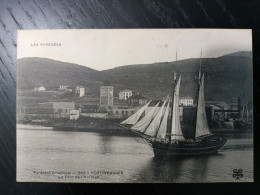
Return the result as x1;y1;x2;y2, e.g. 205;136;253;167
16;29;253;183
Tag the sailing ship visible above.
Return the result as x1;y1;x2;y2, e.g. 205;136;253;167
120;65;227;156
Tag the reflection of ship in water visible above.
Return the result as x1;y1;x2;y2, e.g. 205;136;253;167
135;155;213;182
121;55;227;156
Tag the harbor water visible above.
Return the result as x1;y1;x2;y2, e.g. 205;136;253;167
17;125;253;183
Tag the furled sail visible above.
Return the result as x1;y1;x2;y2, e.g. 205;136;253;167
195;74;212;138
156;101;170;140
171;76;185;141
131;102;160;132
120;100;152;125
144;98;168;137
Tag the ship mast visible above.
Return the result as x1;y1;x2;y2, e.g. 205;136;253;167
194;49;203;138
199;49;202;81
167;49;178;143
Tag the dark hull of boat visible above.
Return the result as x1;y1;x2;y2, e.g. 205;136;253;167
150;138;227;156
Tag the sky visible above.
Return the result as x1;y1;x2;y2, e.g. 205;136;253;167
17;29;252;71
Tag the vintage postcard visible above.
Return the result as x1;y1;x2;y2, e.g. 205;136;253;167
17;29;253;183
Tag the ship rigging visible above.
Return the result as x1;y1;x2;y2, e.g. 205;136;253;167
120;52;227;156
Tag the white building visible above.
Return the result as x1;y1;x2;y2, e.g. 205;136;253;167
75;86;85;97
179;97;193;106
59;85;72;92
70;110;80;120
119;89;133;100
59;85;69;90
33;86;46;92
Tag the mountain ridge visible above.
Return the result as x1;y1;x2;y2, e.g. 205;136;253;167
17;51;253;102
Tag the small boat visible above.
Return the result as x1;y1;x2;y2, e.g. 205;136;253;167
121;63;227;156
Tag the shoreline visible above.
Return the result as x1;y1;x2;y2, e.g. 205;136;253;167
17;123;253;138
17;123;137;136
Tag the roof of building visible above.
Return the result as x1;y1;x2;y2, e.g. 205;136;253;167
75;85;85;88
113;97;129;106
180;96;193;100
76;96;99;106
100;86;114;89
209;104;222;109
216;102;230;109
128;93;147;100
119;89;132;93
76;96;99;102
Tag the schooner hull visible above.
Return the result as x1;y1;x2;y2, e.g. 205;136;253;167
151;139;227;156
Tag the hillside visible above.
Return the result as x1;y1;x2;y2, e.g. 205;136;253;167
17;52;253;102
222;51;252;58
17;57;104;94
103;54;253;101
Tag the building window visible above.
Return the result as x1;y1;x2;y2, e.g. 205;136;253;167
116;111;118;114
122;111;124;114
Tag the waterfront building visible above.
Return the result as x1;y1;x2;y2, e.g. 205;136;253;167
22;102;75;119
80;104;99;113
70;110;80;120
52;102;76;118
112;107;138;118
76;96;101;113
